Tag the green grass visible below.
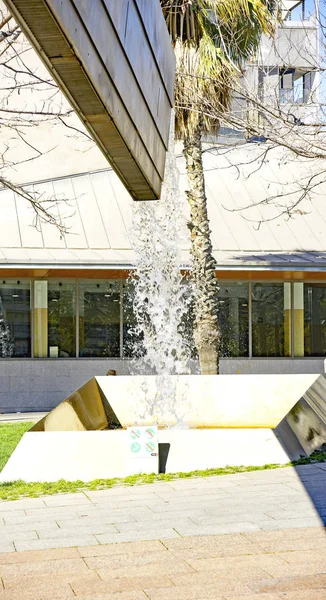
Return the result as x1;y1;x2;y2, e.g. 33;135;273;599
0;422;33;472
0;422;326;501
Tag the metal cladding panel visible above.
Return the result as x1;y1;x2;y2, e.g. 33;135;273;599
3;0;175;201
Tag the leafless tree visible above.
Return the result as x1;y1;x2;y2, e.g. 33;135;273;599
0;3;95;233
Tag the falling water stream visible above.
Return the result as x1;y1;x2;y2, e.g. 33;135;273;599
128;115;193;423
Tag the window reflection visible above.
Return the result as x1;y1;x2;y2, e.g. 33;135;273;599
48;282;76;357
0;281;30;357
304;284;326;356
252;283;291;357
79;281;120;357
218;283;249;357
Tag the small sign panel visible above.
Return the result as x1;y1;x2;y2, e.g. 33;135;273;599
128;426;158;459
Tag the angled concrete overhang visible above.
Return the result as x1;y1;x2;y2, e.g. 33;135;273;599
3;0;175;201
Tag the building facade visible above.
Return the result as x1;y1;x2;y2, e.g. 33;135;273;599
0;0;325;413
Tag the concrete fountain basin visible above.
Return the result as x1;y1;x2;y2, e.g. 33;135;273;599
1;374;326;482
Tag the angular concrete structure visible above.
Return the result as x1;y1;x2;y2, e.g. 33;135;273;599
3;0;175;200
2;374;326;483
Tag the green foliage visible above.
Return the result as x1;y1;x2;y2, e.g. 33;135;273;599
0;422;325;501
161;0;276;137
0;422;33;472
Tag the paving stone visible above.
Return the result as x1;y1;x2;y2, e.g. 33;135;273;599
244;526;326;543
0;499;46;511
0;521;59;533
77;540;167;558
2;525;40;540
71;575;168;595
95;528;180;544
14;536;99;552
162;533;258;554
0;557;89;577
0;543;15;555
250;573;326;594
255;517;324;530
37;524;119;538
144;580;252;599
0;547;80;564
97;556;193;579
114;518;194;533
84;550;182;571
174;521;260;536
71;593;146;600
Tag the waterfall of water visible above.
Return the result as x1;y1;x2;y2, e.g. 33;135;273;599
128;115;193;422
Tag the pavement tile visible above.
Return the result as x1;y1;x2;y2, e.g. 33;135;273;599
0;531;38;542
71;575;168;595
250;573;326;594
244;526;326;542
14;536;99;552
0;547;79;564
72;593;146;600
0;544;14;555
279;548;326;564
77;540;167;558
144;580;252;599
279;592;326;599
97;556;193;579
115;518;194;533
95;529;180;544
0;585;74;599
37;524;119;538
0;557;88;577
2;571;98;591
255;517;324;530
162;533;258;554
57;515;136;527
0;499;46;511
85;551;182;571
186;553;287;572
226;595;282;600
249;534;326;554
174;522;260;535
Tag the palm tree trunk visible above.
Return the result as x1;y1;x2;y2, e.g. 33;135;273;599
184;114;220;375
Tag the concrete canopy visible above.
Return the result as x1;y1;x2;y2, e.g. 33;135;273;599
3;0;175;201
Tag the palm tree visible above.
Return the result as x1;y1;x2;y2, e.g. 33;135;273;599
161;0;275;374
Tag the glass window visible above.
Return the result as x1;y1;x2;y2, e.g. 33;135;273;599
218;283;249;357
304;284;326;356
122;280;143;358
48;282;76;358
0;281;31;357
252;283;291;357
79;281;121;357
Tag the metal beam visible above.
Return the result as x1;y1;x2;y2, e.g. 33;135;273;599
3;0;175;200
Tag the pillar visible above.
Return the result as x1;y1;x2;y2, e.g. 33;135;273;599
34;281;48;357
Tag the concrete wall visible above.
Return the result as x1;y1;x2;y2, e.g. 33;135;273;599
0;358;324;414
219;358;325;375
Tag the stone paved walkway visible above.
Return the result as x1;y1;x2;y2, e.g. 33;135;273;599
0;464;326;598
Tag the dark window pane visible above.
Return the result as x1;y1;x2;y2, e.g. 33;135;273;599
122;280;144;358
79;281;120;358
218;283;249;357
48;282;76;358
0;281;31;357
304;284;326;356
252;283;291;357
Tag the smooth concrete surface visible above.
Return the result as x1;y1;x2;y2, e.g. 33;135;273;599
0;431;158;483
0;427;304;483
0;359;325;414
0;464;325;554
95;374;319;428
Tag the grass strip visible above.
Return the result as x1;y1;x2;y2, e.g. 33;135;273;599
1;422;326;501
